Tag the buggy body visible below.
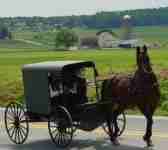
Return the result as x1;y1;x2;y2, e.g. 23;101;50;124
4;60;126;147
22;61;99;116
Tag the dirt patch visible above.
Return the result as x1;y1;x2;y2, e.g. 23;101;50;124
159;69;168;79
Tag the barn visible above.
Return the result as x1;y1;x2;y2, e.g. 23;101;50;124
96;30;119;48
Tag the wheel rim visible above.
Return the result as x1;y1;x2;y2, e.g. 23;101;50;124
4;102;29;144
102;119;114;136
117;113;126;136
48;106;73;147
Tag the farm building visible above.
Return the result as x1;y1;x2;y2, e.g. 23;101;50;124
79;36;99;49
119;39;144;48
96;30;119;48
78;30;119;49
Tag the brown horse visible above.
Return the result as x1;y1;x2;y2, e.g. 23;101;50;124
101;46;160;148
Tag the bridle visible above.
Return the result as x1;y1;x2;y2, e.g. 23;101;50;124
142;64;153;74
136;55;159;89
139;51;153;74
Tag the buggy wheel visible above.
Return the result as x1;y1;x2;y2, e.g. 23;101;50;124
102;112;126;137
48;106;73;148
116;112;126;136
4;102;29;144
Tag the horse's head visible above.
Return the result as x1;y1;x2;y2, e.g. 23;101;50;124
136;45;152;73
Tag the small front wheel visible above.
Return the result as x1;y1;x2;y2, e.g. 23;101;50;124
116;112;126;136
102;112;126;137
48;106;73;148
4;102;29;144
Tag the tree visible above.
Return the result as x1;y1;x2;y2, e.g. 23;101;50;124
0;25;9;39
55;28;78;49
8;32;12;40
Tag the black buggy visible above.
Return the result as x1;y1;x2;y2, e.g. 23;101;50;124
4;61;126;147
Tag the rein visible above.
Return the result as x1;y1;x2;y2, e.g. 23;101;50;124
141;63;159;88
142;66;153;74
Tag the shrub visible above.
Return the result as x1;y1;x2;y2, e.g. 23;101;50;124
55;28;78;49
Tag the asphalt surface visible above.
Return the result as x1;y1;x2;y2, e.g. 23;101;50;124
0;108;168;150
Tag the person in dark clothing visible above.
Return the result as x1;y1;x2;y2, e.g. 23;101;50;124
75;75;87;104
64;68;87;105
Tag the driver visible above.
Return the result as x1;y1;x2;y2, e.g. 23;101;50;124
75;69;87;104
64;68;87;104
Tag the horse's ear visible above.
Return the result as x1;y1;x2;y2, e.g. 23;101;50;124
136;46;141;66
143;45;148;53
136;46;140;54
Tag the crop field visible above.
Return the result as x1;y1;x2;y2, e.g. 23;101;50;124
1;48;168;115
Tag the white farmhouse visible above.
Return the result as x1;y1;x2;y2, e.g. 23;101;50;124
96;30;119;48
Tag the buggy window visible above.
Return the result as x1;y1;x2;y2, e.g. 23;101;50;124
48;72;63;98
83;67;97;102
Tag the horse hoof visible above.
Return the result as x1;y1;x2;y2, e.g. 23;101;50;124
143;137;154;148
147;141;154;147
112;139;120;146
144;146;155;150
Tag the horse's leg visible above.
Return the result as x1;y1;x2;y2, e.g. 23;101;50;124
106;114;114;142
144;111;154;147
139;105;154;147
105;111;120;145
112;111;120;145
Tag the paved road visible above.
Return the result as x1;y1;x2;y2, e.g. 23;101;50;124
0;109;168;150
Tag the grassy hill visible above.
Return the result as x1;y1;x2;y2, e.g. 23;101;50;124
0;39;48;51
9;25;168;49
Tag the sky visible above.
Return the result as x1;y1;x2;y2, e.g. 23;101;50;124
0;0;168;17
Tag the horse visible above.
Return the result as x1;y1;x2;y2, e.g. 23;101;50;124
101;45;160;148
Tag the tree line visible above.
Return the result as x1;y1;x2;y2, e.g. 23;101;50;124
1;7;168;31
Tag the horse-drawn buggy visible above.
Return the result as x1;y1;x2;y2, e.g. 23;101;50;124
4;61;126;147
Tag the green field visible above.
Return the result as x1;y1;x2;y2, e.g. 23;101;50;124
1;48;168;115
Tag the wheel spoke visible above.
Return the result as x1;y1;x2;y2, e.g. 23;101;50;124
19;120;27;123
7;115;15;122
7;121;15;125
58;133;61;145
17;129;21;144
10;127;16;138
12;104;17;116
61;133;65;144
8;125;15;135
9;104;14;114
17;107;22;119
62;133;68;143
60;134;63;144
14;128;18;143
18;129;24;141
51;128;58;135
19;112;25;121
20;124;28;130
66;128;72;135
15;105;18;116
20;127;27;137
55;133;60;144
7;111;15;119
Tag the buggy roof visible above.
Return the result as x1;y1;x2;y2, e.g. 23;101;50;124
22;61;95;72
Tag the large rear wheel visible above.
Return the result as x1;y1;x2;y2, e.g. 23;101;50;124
48;106;73;148
4;102;29;144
